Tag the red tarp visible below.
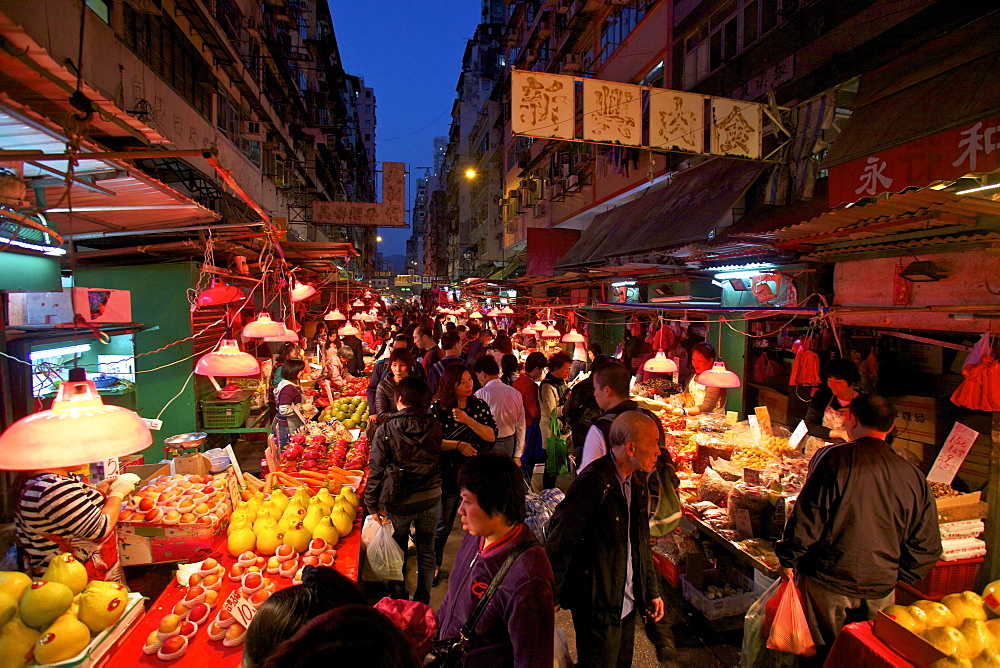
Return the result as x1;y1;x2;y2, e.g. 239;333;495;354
527;227;581;276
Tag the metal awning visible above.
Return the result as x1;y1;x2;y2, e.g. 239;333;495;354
0;100;219;237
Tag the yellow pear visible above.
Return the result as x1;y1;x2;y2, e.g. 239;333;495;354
253;513;278;536
0;617;41;668
246;493;264;519
33;615;91;664
269;488;289;512
18;581;73;630
972;649;1000;666
924;626;975;659
227;527;256;557
0;572;32;602
78;582;128;633
915;600;959;628
884;604;926;635
303;505;325;534
312;516;340;546
293;486;311;506
960;619;1000;656
931;657;972;668
944;592;988;623
315;487;336;510
256;527;283;556
339;485;359;507
336;495;356;515
0;592;17;627
986;619;1000;641
283;522;312;553
42;553;88;596
331;506;354;536
227;516;251;536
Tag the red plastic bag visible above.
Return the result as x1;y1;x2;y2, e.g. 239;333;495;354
375;596;438;659
766;579;816;657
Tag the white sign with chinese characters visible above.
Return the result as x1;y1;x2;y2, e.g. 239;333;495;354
583;79;642;146
511;70;575;140
649;89;704;153
927;422;980;485
312;162;406;227
711;98;763;159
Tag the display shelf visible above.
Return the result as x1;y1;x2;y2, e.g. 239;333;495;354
686;514;780;579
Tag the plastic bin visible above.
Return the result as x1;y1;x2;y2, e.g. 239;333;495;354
905;557;983;599
200;393;252;429
680;570;761;620
651;551;685;588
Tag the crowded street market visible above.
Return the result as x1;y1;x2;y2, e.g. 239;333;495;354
0;1;1000;667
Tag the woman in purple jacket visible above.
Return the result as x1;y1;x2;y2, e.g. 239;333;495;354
435;454;555;667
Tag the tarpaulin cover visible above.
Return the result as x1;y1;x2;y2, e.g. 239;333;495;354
527;227;581;276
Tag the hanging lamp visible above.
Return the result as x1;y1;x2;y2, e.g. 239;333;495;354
352;299;365;308
338;322;361;337
324;308;346;322
195;339;261;376
532;321;547;332
469;311;483;319
500;306;514;315
263;326;300;343
697;361;741;388
0;371;152;470
542;325;561;338
521;324;536;336
289;281;316;302
243;313;285;338
197;278;244;306
562;329;585;343
643;351;679;373
486;307;501;318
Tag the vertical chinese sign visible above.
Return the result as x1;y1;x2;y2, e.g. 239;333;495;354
511;70;575;140
582;79;642;146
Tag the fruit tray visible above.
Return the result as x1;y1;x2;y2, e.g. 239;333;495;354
42;593;145;668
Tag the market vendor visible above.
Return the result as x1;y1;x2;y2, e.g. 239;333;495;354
15;468;139;583
802;359;860;455
674;342;727;416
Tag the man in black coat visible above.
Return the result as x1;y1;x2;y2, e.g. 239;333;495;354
776;394;942;659
545;411;663;667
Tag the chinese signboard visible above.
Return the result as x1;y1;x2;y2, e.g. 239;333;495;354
510;70;764;158
827;113;1000;206
393;275;423;286
927;422;980;485
312;162;406;227
369;278;389;288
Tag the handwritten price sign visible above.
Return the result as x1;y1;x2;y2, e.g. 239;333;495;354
927;422;980;485
222;590;257;627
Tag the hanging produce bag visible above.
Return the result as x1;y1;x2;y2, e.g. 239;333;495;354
766;579;816;656
545;410;569;476
952;356;1000;411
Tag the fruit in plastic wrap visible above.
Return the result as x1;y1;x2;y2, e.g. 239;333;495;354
958;619;999;656
915;600;960;628
923;625;974;659
942;591;988;623
696;468;732;506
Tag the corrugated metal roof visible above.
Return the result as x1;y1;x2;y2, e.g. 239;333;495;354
799;231;1000;261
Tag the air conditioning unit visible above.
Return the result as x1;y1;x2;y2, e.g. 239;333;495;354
533;201;547;218
549;182;565;200
241;120;264;141
563;53;583;74
566;174;580;192
10;288;132;326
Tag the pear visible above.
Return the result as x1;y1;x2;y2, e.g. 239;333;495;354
283;522;312;553
227;527;256;557
277;516;294;535
331;507;354;537
303;506;325;535
924;626;975;659
312;517;340;546
246;494;264;519
0;617;41;668
914;600;959;628
78;582;128;633
931;658;972;668
227;516;251;536
0;573;32;602
973;650;1000;666
269;488;289;512
884;604;927;635
959;619;999;656
335;495;356;515
33;615;91;664
339;485;359;507
293;486;311;506
256;527;283;556
42;554;88;596
0;592;17;627
18;581;73;630
943;592;988;623
253;514;278;536
314;488;336;510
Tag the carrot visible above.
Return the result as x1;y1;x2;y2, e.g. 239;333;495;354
275;471;304;487
264;472;274;495
243;472;264;490
293;470;328;482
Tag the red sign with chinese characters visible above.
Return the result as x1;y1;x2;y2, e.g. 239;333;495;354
828;114;1000;206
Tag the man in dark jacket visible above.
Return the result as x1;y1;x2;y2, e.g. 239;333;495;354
427;330;468;395
545;411;663;667
776;394;942;658
365;376;442;604
563;355;613;466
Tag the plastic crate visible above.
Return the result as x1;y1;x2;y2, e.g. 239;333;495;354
906;557;984;599
200;394;251;429
651;551;685;588
680;570;761;620
895;581;941;605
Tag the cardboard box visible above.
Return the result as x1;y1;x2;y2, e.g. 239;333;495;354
935;491;981;510
873;612;946;667
118;514;227;565
173;453;212;477
890;396;938;444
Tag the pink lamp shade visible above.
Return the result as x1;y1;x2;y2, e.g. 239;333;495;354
500;306;514;315
324;309;347;322
195;339;261;376
697;361;742;388
542;326;561;338
352;299;365;308
264;326;301;343
289;282;316;302
562;329;585;343
532;321;547;332
360;312;377;322
197;279;244;306
469;311;483;319
0;380;152;470
643;351;678;373
338;323;361;337
486;308;501;317
521;324;536;336
243;313;285;338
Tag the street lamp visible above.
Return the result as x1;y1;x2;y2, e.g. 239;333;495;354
376;236;383;242
464;168;477;179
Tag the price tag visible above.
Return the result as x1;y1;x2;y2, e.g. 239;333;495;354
733;507;754;538
226;466;243;504
927;422;980;485
748;415;760;439
743;468;762;486
264;444;278;475
225;445;245;491
788;420;809;450
222;590;257;627
101;458;120;482
754;407;773;437
726;411;739;426
141;418;163;431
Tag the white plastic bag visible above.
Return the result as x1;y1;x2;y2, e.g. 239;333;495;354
364;520;404;582
361;515;381;548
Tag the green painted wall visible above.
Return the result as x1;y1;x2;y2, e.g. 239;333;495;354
0;251;60;291
77;263;199;463
712;319;747;419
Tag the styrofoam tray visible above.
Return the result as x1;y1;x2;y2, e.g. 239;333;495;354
42;592;145;667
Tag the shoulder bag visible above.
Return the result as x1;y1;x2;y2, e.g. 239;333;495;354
424;542;532;667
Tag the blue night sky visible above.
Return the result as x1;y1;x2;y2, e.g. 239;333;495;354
327;1;482;261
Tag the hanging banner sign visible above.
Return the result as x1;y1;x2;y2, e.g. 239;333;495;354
649;89;704;153
511;70;576;140
312;162;406;227
711;97;763;159
583;79;643;146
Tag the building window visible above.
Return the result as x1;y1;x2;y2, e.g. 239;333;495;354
598;1;654;65
86;0;110;23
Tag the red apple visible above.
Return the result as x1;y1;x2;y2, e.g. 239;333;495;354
250;589;270;606
161;635;187;653
180;620;197;637
243;572;263;590
187;603;209;622
137;496;156;512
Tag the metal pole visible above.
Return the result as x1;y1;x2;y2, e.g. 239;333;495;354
64;220;264;241
0;149;214;161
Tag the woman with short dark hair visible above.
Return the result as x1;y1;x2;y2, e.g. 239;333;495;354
435;454;555;667
803;358;863;455
538;351;573;489
374;348;415;419
274;358;306;449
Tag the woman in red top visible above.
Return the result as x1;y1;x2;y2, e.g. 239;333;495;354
512;352;547;483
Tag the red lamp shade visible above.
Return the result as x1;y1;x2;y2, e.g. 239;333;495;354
338;323;361;337
542;326;561;338
324;309;346;322
243;313;285;338
197;279;244;306
195;340;261;376
264;326;300;343
0;380;152;469
562;329;585;343
697;361;741;388
500;306;514;315
289;282;316;302
532;321;547;332
643;351;678;373
469;311;483;319
486;308;501;317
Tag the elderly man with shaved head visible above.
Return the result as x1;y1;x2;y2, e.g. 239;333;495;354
545;411;663;667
